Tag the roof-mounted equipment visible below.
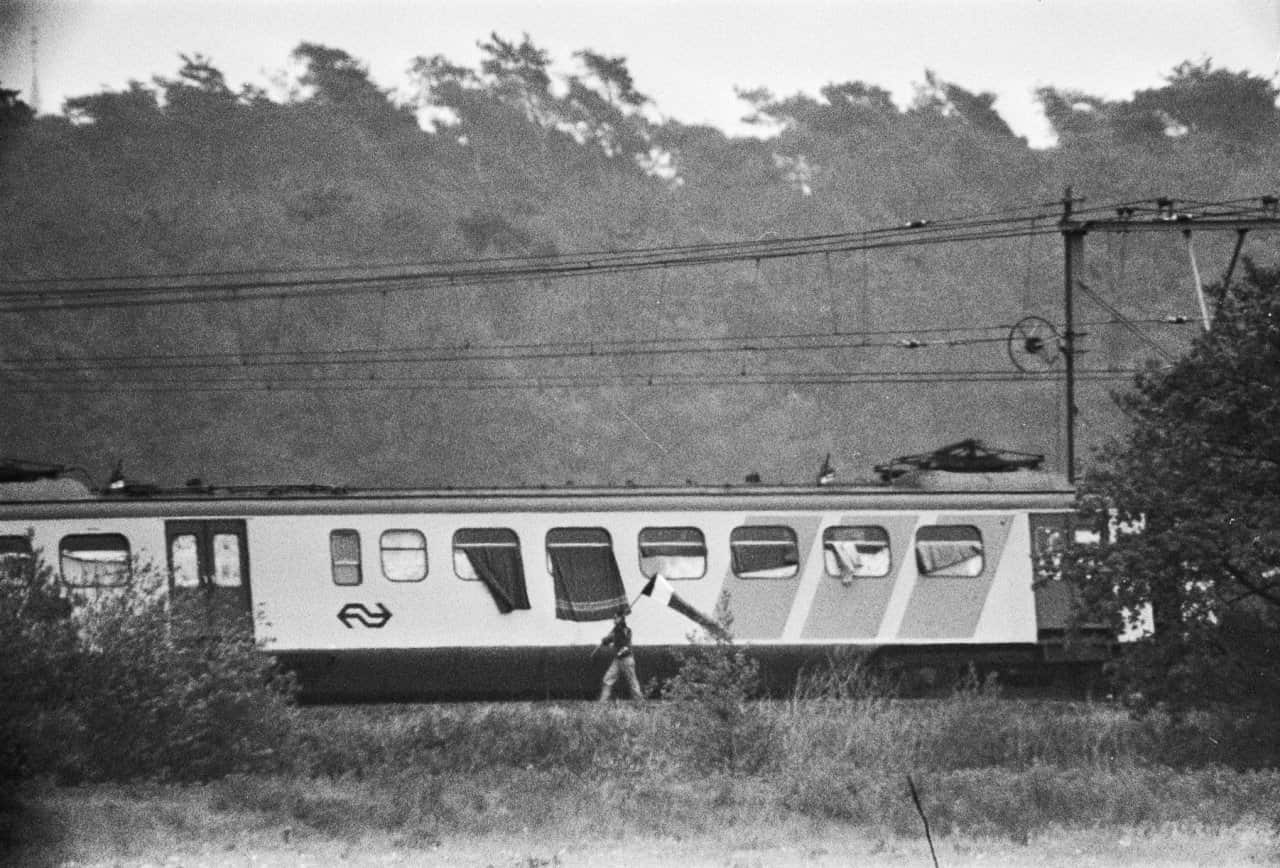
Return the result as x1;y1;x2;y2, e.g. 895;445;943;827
874;439;1044;481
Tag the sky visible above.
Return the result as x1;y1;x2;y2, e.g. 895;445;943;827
1;0;1278;146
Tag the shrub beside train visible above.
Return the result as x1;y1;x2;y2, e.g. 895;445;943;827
0;443;1110;700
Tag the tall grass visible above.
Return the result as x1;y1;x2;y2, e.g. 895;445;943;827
241;655;1279;841
5;572;1277;852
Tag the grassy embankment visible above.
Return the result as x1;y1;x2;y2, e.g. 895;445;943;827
7;676;1279;865
4;586;1277;863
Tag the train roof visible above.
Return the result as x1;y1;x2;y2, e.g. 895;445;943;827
0;469;1074;516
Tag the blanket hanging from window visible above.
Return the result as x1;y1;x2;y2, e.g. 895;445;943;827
456;530;531;613
548;529;628;621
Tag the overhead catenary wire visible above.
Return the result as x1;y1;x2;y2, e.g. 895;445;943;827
1075;280;1178;362
0;201;1070;289
0;194;1256;398
0;202;1092;303
0;224;1071;313
3;192;1271;294
0;316;1191;376
0;367;1141;394
1;195;1272;316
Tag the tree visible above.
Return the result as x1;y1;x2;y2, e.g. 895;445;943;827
1038;60;1280;148
63;80;161;128
913;70;1016;139
477;32;554;125
573;50;647;109
1130;60;1280;145
564;50;651;159
736;81;899;137
1066;263;1280;714
155;53;238;120
0;85;34;129
290;42;414;133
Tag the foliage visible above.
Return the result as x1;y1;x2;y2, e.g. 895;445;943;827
790;648;899;703
0;556;78;780
1;45;1276;490
0;85;34;133
0;560;296;783
658;605;775;773
1038;59;1280;148
1064;263;1280;715
12;683;1280;862
914;70;1017;138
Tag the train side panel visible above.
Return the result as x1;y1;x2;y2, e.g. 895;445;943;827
0;481;1075;699
249;507;1041;653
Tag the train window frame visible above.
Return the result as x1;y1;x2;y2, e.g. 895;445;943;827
0;534;34;584
915;525;984;577
59;533;132;588
169;532;202;589
209;531;245;588
546;527;627;621
730;525;800;580
380;529;427;582
545;527;617;575
453;528;531;613
822;525;891;580
330;529;363;586
638;526;707;580
453;527;521;581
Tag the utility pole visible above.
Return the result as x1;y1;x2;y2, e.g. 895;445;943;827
30;27;40;115
1056;193;1280;486
1059;188;1083;485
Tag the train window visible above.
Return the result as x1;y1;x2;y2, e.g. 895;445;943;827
211;533;243;587
454;528;518;580
453;528;530;612
170;533;201;588
730;525;800;579
0;535;33;584
823;526;891;579
546;528;627;621
380;530;427;582
330;529;362;586
915;525;984;577
638;527;706;580
59;534;131;587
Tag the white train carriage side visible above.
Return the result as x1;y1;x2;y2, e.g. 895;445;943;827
0;472;1086;699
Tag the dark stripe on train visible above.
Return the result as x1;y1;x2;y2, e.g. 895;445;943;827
277;642;1106;702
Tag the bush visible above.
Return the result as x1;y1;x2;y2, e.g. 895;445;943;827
659;610;776;774
0;559;296;783
0;556;82;780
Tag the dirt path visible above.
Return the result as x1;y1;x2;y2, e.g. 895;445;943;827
17;821;1280;866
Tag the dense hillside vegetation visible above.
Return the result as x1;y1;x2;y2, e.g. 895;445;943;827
1;42;1276;487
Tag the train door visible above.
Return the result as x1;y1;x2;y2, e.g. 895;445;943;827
165;520;251;613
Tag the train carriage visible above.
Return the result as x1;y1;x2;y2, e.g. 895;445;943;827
0;447;1097;700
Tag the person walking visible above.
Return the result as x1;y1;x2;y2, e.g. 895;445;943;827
599;610;643;700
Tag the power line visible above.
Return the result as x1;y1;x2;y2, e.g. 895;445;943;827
0;332;1012;374
0;367;1139;394
1;204;1064;288
3;194;1271;314
0;315;1192;376
0;221;1066;313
